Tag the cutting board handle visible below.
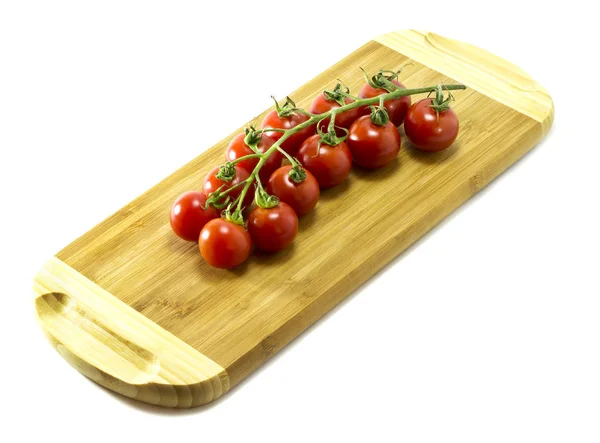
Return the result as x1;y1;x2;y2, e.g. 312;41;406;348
34;257;230;408
376;30;554;134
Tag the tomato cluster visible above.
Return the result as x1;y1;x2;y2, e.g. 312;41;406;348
170;69;462;268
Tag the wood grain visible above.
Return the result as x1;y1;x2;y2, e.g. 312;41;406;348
35;30;554;407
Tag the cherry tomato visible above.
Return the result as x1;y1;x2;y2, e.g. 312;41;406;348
170;191;219;242
225;133;282;183
404;98;459;152
247;202;298;252
266;165;320;217
199;219;252;269
347;115;401;169
297;134;352;189
261;110;315;156
203;165;253;207
309;93;360;135
358;79;411;126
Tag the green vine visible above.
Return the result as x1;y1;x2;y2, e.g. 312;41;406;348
205;72;466;222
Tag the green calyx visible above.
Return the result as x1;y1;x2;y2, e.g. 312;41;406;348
272;95;298;118
361;67;407;93
316;110;348;147
288;162;307;183
243;126;262;152
222;203;246;226
255;184;279;209
323;83;350;107
215;163;236;182
427;84;454;114
369;95;390;126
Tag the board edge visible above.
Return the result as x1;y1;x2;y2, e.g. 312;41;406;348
34;257;229;408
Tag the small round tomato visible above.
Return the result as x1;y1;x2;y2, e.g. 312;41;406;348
199;219;252;269
297;134;352;189
266;165;320;217
225;133;282;183
404;98;459;152
358;78;411;126
309;93;360;135
203;165;253;207
261;110;315;156
247;202;298;253
347;115;401;169
170;191;219;242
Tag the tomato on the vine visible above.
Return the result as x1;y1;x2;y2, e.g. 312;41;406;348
199;219;252;268
309;87;360;135
247;201;298;253
297;134;352;189
404;98;459;152
170;191;219;242
203;165;253;207
347;112;401;169
225;132;282;183
261;97;315;156
358;73;411;126
266;165;320;217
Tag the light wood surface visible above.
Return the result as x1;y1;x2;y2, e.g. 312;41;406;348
34;30;554;407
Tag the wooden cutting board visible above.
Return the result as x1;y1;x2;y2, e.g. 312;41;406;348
34;30;554;408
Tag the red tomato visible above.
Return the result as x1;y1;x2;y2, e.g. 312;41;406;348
297;134;352;189
203;165;253;207
224;133;282;183
347;115;401;169
358;78;411;126
247;202;298;252
404;98;459;152
266;165;320;217
309;93;360;135
199;219;252;269
170;191;219;242
261;110;315;156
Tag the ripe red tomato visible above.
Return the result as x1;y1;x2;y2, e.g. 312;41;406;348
247;202;298;252
225;133;282;183
261;110;315;156
199;219;252;269
203;165;253;207
347;115;401;169
404;98;459;152
358;78;411;126
297;134;352;189
309;93;360;135
170;191;219;242
266;165;320;217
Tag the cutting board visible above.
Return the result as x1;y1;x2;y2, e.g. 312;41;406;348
34;30;554;408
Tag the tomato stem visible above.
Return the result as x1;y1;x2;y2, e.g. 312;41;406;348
231;81;467;214
204;180;248;209
229;153;262;164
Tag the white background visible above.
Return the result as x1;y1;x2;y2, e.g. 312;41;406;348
1;1;598;442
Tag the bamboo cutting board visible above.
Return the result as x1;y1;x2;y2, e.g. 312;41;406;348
34;30;554;408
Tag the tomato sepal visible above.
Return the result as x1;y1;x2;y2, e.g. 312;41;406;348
323;82;353;107
222;203;246;227
288;163;307;183
254;185;280;209
215;163;236;182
